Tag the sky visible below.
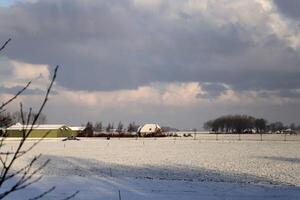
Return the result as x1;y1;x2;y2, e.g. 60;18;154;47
0;0;300;129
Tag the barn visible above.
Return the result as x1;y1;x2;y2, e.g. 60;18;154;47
5;123;82;138
137;124;162;137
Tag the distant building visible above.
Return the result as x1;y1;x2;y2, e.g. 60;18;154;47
69;126;85;132
5;123;84;138
137;124;162;137
283;128;295;134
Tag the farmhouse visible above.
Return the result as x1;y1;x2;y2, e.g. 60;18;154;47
137;124;162;137
5;123;84;138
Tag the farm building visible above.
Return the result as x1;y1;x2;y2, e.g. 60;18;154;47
5;123;84;138
137;124;162;137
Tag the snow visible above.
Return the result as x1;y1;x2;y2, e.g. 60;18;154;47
7;123;66;130
6;123;85;131
3;176;300;200
1;138;300;199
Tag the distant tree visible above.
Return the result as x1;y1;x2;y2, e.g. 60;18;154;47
127;123;134;133
94;121;103;132
11;111;47;124
269;121;284;133
127;122;139;133
290;123;296;130
116;121;123;134
0;112;13;128
204;115;265;134
84;122;94;137
106;123;112;133
0;112;13;136
254;118;267;133
111;123;114;132
203;120;214;132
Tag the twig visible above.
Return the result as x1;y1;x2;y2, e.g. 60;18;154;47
0;38;11;52
61;191;79;200
4;154;42;182
0;66;59;199
0;82;31;110
28;187;56;200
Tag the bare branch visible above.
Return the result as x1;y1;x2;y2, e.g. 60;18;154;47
17;131;51;158
4;154;42;182
0;39;74;199
0;151;25;155
0;38;11;53
0;66;59;197
15;161;49;189
61;191;80;200
0;158;49;199
26;108;33;130
0;81;31;110
28;187;56;200
28;66;58;132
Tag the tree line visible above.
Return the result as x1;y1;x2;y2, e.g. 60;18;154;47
0;111;47;127
79;121;140;137
1;111;299;136
203;115;300;133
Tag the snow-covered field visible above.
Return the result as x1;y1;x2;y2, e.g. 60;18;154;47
1;137;300;199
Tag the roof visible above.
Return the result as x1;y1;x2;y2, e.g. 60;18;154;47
7;123;67;130
69;126;85;131
138;124;161;133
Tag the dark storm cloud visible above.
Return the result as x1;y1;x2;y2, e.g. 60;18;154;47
278;89;300;98
273;0;300;20
197;83;227;99
258;89;300;99
0;0;299;93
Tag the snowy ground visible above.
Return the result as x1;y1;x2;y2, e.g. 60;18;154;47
1;137;300;199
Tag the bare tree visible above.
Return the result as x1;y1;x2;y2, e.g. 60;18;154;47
11;111;47;125
0;112;13;128
84;122;94;137
116;121;123;134
94;121;103;132
127;122;135;133
106;123;112;133
0;39;79;199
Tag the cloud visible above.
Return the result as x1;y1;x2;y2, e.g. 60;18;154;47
198;83;228;99
0;0;299;92
1;0;300;128
258;89;300;99
273;0;300;20
0;59;50;90
11;60;49;80
0;85;44;95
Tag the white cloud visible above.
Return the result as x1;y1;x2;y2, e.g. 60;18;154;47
162;82;204;106
11;60;49;81
132;0;300;49
25;81;300;111
1;0;300;127
132;0;162;10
